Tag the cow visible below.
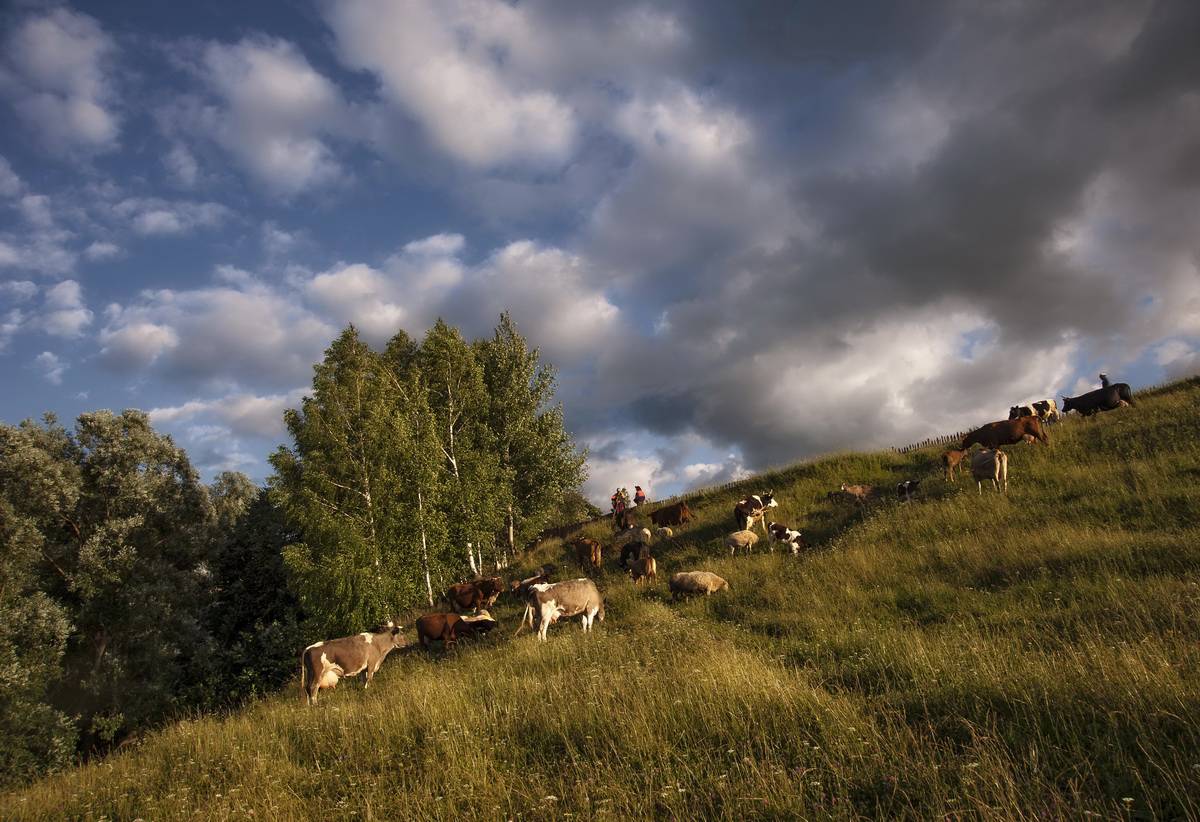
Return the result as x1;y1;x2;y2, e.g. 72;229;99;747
650;501;694;528
839;483;877;504
1099;373;1135;403
961;416;1047;451
1031;399;1060;423
613;508;639;531
942;449;968;482
970;448;1008;494
629;555;657;586
415;611;497;650
767;522;806;554
444;577;503;614
734;492;777;532
669;571;729;599
613;526;652;549
301;623;406;705
1062;385;1136;417
572;538;603;571
896;479;921;502
1008;405;1034;419
510;569;555;636
525;579;605;641
726;529;759;555
619;540;649;569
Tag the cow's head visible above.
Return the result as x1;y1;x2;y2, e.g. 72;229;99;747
763;491;778;508
1061;395;1075;414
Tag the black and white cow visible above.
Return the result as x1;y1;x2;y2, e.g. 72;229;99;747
734;492;778;533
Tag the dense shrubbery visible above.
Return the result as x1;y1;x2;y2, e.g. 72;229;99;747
0;315;584;786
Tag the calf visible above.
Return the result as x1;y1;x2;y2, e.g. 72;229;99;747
839;483;877;504
619;540;649;569
572;538;603;571
525;579;605;642
970;448;1009;494
942;449;968;482
896;479;921;502
629;555;658;586
767;521;806;554
961;416;1047;450
733;492;777;533
301;623;406;706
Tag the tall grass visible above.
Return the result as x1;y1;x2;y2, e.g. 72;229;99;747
8;377;1200;820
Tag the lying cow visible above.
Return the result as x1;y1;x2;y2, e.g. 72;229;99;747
301;622;406;706
970;448;1008;494
839;483;877;504
767;522;806;554
572;537;603;571
1062;385;1135;417
650;501;693;528
629;555;657;586
734;492;777;532
942;449;968;482
961;416;1047;450
444;577;503;614
669;571;729;599
415;611;497;650
525;579;605;642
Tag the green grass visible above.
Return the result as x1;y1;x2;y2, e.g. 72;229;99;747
8;377;1200;820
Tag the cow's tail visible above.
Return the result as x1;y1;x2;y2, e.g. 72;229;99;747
1119;384;1135;406
299;654;307;703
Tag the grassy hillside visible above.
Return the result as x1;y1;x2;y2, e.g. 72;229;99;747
8;377;1200;820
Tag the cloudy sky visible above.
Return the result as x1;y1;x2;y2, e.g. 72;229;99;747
2;0;1198;504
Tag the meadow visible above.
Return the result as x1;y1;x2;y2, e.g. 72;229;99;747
7;377;1199;820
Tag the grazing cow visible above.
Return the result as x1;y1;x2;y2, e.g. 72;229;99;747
650;501;694;528
839;483;877;504
970;449;1009;494
629;556;657;586
301;623;406;706
961;416;1047;450
726;529;759;555
444;577;503;614
1031;399;1060;423
525;579;605;641
942;449;968;482
896;479;921;502
415;611;497;650
613;508;639;531
669;571;729;599
767;522;806;554
734;492;778;532
1008;405;1034;419
572;538;603;571
1062;385;1136;417
654;526;674;539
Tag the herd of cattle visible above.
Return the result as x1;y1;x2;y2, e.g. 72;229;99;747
300;374;1136;704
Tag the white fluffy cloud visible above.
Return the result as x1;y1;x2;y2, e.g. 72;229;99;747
184;37;348;194
114;197;232;236
41;280;92;338
325;0;576;167
149;387;305;438
33;350;66;384
1;8;120;153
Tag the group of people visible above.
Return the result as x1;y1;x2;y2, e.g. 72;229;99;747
610;485;647;514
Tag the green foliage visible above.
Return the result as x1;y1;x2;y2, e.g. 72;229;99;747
7;377;1199;819
0;410;216;754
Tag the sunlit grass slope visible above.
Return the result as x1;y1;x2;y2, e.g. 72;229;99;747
8;377;1200;820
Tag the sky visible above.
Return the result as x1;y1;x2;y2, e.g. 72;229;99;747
1;0;1198;506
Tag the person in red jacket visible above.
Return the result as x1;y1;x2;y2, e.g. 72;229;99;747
634;485;647;506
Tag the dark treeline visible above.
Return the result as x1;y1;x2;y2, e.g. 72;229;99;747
0;314;585;787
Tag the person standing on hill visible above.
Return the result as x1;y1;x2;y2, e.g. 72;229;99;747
634;485;647;506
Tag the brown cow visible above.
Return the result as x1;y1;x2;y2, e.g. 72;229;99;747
415;611;497;650
942;449;968;482
961;416;1047;451
444;577;503;613
629;556;657;586
572;538;602;571
650;501;694;528
301;623;406;705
